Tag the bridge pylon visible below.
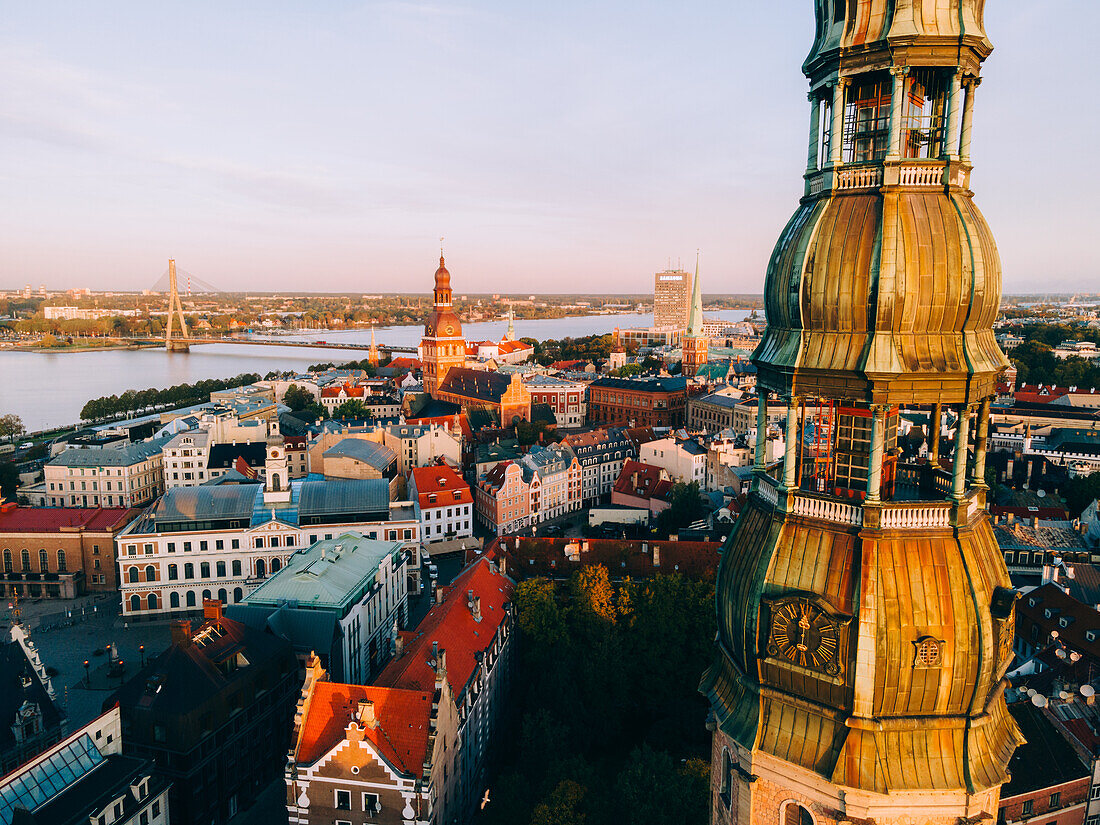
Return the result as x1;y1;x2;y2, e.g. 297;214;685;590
165;258;190;352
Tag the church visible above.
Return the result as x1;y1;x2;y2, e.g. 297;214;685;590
702;3;1021;824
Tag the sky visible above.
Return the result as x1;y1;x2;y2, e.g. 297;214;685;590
0;1;1097;295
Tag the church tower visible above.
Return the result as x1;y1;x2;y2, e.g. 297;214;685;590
420;254;466;397
701;3;1021;824
681;255;708;377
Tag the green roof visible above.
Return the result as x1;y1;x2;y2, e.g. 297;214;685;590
242;531;400;612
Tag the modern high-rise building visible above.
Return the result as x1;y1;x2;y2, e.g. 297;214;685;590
701;3;1020;825
653;268;691;328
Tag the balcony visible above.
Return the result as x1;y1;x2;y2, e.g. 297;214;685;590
753;467;981;531
805;158;971;198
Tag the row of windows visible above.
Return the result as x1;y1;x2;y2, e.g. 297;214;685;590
128;587;246;612
127;557;285;583
3;548;68;573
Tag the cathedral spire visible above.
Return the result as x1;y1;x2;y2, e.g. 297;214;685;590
686;251;703;337
505;303;515;341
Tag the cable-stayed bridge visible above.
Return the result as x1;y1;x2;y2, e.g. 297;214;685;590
139;259;417;355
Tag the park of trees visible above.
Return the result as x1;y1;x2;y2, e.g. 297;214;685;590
477;564;714;825
78;373;262;422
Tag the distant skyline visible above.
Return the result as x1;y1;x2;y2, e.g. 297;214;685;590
1;2;1097;294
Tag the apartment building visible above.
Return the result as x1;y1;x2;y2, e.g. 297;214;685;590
43;436;168;508
523;374;588;429
410;464;473;544
561;428;636;506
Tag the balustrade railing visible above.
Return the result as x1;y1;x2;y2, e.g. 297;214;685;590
756;475;779;507
789;492;863;526
898;164;943;187
879;502;952;529
836;166;882;190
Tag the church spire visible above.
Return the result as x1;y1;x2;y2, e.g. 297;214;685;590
686;251;703;337
505;303;515;341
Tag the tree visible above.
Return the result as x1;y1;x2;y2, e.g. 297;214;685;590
514;578;565;647
0;414;26;444
1063;473;1100;518
283;384;313;412
570;565;616;624
529;780;586;825
332;399;371;420
657;481;705;534
0;462;18;502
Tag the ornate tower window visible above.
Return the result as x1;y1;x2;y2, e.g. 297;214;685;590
902;69;949;159
842;73;891;163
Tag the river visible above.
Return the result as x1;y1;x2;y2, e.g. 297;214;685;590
0;310;753;432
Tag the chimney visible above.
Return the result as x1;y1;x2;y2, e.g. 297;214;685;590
432;640;439;665
1032;517;1039;528
653;545;660;567
395;634;405;657
499;554;507;577
473;596;482;622
203;599;223;622
171;620;192;647
358;700;378;729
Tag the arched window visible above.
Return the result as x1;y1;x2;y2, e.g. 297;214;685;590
217;588;228;604
232;560;242;577
184;563;194;579
3;549;11;573
186;591;196;607
148;593;158;610
39;549;49;572
200;562;210;579
145;565;156;582
233;587;243;603
170;592;180;609
783;802;814;825
719;749;734;809
271;474;281;492
255;559;266;578
168;564;178;580
127;567;139;584
21;549;31;572
56;549;66;572
201;589;211;602
271;557;282;573
216;561;226;578
129;594;141;612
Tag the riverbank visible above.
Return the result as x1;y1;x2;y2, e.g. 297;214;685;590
1;310;752;431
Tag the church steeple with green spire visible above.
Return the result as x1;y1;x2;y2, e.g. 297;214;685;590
681;252;708;375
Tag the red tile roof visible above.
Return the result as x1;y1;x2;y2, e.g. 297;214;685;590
1014;384;1072;405
410;465;472;509
320;383;366;399
0;505;137;534
375;557;513;696
406;413;474;441
296;681;432;773
613;459;672;501
551;359;586;370
387;357;422;370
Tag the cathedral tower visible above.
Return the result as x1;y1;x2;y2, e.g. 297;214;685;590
701;3;1021;824
421;255;466;397
681;255;708;377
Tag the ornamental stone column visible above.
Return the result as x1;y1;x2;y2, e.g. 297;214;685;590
959;76;982;163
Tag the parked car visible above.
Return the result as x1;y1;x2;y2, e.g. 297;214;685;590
19;442;33;450
427;563;439;579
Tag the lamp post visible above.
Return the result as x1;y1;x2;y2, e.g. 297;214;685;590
139;645;145;668
83;659;89;687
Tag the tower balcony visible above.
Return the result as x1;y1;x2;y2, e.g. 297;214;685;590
754;466;983;531
805;158;972;198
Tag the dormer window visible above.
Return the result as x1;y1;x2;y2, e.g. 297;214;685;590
1087;630;1097;643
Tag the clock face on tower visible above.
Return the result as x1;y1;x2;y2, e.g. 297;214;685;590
764;597;846;677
